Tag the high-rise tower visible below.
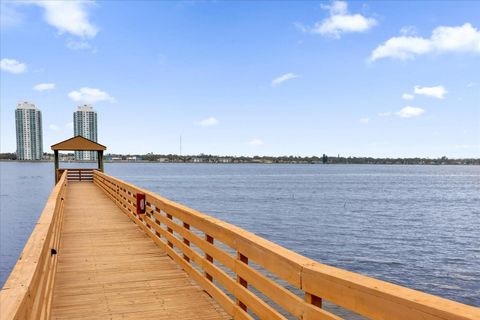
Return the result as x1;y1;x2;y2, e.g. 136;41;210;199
73;105;98;160
15;101;43;160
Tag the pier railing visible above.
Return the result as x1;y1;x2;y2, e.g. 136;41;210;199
93;171;479;320
57;168;94;182
0;171;67;320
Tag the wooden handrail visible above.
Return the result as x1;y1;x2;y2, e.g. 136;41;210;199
93;171;480;320
57;168;94;182
0;171;67;320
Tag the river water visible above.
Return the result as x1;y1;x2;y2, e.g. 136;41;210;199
1;162;479;308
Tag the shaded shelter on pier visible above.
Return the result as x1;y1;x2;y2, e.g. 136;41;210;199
51;136;106;183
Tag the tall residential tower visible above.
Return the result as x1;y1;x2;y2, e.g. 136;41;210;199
73;105;98;160
15;101;43;160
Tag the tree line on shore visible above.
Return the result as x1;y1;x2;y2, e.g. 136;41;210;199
1;152;479;165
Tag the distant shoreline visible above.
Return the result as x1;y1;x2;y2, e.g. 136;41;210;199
1;159;479;165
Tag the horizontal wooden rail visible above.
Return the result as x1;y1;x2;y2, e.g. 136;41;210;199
57;168;94;182
0;171;67;320
93;171;480;320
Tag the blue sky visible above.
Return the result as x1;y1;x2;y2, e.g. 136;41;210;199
1;1;479;157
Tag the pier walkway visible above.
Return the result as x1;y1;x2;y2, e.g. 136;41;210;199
51;182;229;319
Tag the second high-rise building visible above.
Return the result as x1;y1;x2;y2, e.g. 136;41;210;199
73;105;98;160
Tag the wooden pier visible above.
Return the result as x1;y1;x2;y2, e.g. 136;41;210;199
1;169;479;319
51;182;228;319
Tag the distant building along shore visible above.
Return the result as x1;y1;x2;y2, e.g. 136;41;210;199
3;153;479;166
13;102;101;161
4;153;476;165
15;101;43;160
73;105;98;161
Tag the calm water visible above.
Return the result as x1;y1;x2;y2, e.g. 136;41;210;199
1;162;479;308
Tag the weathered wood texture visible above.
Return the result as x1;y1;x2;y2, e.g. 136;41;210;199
50;182;230;320
94;171;480;320
0;172;67;320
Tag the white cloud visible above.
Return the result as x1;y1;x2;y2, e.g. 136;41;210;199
0;58;27;74
311;1;377;38
321;0;348;15
68;87;115;104
396;106;425;118
359;117;369;124
467;82;476;88
49;124;60;131
370;37;431;61
33;1;98;38
402;93;415;100
271;73;299;87
248;138;263;146
197;117;218;127
370;23;480;61
414;85;447;99
33;83;56;91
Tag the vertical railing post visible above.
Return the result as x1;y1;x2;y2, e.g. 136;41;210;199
305;292;322;309
205;234;214;281
182;223;190;262
166;214;174;248
54;150;59;184
237;252;248;311
154;210;161;238
116;184;120;204
97;150;104;172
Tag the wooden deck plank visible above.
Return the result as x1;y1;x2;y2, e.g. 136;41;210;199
51;182;230;320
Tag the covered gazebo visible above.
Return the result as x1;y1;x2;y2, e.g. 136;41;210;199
51;136;107;183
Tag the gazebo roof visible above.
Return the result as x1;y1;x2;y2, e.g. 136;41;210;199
51;136;106;151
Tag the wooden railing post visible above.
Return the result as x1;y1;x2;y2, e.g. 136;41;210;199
305;292;322;309
237;252;248;311
182;223;190;262
154;215;161;238
166;214;174;248
205;234;214;281
54;150;59;184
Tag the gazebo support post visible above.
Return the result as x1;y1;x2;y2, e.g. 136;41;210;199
98;150;104;172
54;150;59;184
